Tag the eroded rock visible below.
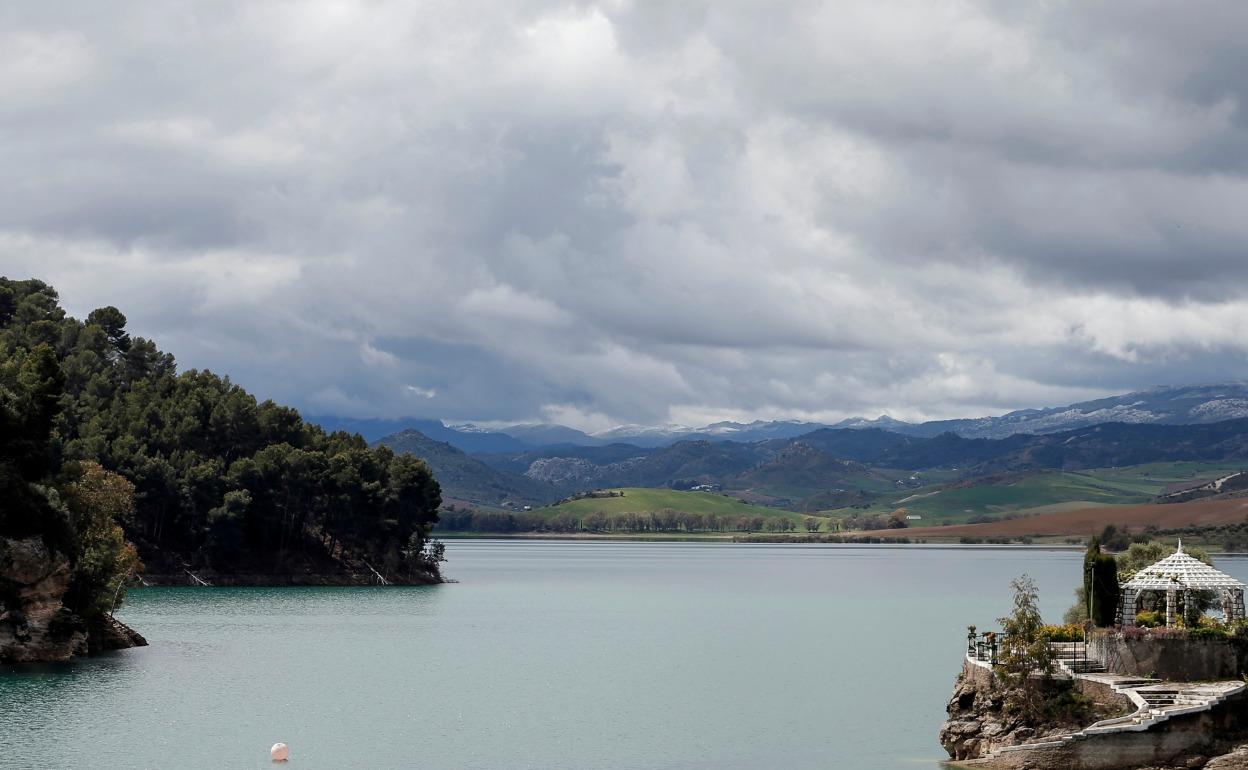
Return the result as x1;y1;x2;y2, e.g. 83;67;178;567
1207;746;1248;770
0;536;145;663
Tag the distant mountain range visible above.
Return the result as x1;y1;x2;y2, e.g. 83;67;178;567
309;416;531;453
832;383;1248;439
376;414;1248;513
324;382;1248;455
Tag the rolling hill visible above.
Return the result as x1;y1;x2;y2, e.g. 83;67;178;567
376;404;1248;535
824;464;1248;523
374;429;557;507
540;488;780;519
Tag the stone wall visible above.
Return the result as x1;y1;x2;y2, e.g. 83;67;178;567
1090;633;1245;680
1074;677;1132;714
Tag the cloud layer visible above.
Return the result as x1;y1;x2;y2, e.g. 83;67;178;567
5;1;1248;429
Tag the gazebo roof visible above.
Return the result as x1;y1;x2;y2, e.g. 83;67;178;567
1122;540;1246;591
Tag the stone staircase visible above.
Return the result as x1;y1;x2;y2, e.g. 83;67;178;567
1050;641;1106;675
971;643;1246;762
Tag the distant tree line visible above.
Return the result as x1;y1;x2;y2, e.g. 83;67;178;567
841;511;909;530
736;534;915;544
1150;522;1248;553
437;507;801;533
0;277;444;583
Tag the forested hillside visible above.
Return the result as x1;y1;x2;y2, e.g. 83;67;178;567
0;277;444;585
374;429;556;507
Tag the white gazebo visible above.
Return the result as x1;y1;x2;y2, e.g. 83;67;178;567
1118;540;1247;627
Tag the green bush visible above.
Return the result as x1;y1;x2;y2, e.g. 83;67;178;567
1040;685;1096;725
1041;623;1084;642
1189;625;1230;640
1135;610;1164;628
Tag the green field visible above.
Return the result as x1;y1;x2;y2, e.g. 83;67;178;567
437;488;831;536
541;488;801;522
823;463;1248;525
738;468;962;512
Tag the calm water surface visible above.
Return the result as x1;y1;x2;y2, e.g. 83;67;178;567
6;542;1247;770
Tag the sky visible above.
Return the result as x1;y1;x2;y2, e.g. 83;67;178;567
5;1;1248;432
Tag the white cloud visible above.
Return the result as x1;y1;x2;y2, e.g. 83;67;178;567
404;384;437;399
360;342;399;368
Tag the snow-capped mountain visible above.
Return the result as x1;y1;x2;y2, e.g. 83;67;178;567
835;383;1248;439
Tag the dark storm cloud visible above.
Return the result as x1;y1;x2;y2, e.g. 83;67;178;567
4;0;1248;429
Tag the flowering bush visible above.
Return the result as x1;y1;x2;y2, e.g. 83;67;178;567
1040;624;1084;642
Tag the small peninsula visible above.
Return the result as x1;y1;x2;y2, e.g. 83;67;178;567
943;539;1248;769
1;277;446;662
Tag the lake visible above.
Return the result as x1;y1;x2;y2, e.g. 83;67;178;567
6;542;1246;769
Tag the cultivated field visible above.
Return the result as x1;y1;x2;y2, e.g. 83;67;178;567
831;463;1248;524
887;497;1248;539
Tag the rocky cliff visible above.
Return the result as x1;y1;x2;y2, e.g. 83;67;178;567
939;660;1125;762
940;663;1044;761
0;536;145;663
940;659;1248;769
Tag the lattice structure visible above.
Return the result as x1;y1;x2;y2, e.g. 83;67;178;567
1118;540;1246;627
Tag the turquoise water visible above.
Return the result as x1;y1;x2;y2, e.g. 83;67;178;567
6;542;1245;769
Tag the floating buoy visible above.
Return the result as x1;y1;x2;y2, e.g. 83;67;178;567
271;742;289;762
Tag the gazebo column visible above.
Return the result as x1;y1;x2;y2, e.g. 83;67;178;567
1234;588;1247;623
1120;588;1137;627
1166;589;1177;627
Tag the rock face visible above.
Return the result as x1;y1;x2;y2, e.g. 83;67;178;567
939;661;1120;762
940;666;1020;761
0;536;146;663
1207;746;1248;770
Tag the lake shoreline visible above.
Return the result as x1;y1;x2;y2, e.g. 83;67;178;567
435;532;1090;548
435;530;1248;551
138;572;443;587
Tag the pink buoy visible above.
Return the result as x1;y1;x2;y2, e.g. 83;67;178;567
271;742;289;762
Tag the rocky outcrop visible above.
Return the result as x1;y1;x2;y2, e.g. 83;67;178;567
0;536;146;663
1207;746;1248;769
941;656;1248;769
87;613;147;654
940;665;1038;761
940;660;1126;762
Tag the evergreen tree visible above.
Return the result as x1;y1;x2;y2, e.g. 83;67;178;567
1082;537;1121;627
0;276;443;583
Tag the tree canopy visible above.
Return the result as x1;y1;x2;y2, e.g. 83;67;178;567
0;276;444;585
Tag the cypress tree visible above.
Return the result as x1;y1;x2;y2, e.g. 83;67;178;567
1083;537;1120;627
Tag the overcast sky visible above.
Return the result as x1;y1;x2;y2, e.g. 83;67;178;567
5;1;1248;431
